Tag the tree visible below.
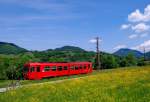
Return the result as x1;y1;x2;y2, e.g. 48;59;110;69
125;53;137;66
49;57;66;62
120;57;128;67
137;57;145;66
100;54;118;69
119;53;137;67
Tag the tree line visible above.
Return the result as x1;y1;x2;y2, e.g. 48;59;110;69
0;50;148;80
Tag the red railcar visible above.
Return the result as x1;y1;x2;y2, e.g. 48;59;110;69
23;62;93;80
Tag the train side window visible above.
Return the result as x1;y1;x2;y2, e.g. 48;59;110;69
88;64;90;69
52;66;56;71
64;66;68;70
44;66;50;72
79;65;82;69
71;66;74;70
30;67;35;72
37;66;40;72
58;66;62;71
75;66;78;70
84;65;86;69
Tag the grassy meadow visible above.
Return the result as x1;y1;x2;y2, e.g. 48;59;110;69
0;66;150;102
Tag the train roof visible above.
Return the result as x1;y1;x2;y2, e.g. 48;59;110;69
25;62;91;66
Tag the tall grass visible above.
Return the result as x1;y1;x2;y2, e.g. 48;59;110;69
0;66;150;102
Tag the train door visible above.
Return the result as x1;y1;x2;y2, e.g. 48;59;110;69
36;65;41;79
29;65;37;80
50;65;57;77
43;65;50;78
69;64;75;75
70;64;79;75
63;64;69;76
83;64;87;73
79;64;84;74
74;64;79;74
56;64;63;76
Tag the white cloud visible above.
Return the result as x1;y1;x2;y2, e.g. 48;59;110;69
131;40;150;52
89;38;102;43
140;40;150;47
128;4;150;22
89;39;97;43
131;23;150;33
140;33;149;37
128;9;144;22
121;24;131;30
128;34;138;39
113;44;127;50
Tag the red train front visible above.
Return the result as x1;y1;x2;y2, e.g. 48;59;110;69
23;62;93;80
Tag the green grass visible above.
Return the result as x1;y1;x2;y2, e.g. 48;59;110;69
1;66;150;102
0;67;135;88
0;71;100;88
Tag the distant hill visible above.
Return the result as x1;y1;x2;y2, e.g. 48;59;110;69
146;52;150;60
54;46;85;52
0;42;28;54
113;48;143;58
0;42;86;54
1;41;148;60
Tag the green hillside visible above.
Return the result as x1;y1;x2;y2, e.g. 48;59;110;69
0;66;150;102
54;46;85;52
113;48;143;58
0;42;27;54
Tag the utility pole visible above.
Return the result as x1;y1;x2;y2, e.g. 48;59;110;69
96;37;101;70
143;47;146;61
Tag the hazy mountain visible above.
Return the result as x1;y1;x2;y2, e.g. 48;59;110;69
113;48;143;58
146;52;150;60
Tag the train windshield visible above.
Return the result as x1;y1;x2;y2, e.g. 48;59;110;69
23;66;29;73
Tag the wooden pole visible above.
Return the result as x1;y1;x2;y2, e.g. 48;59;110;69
96;37;101;70
143;47;146;61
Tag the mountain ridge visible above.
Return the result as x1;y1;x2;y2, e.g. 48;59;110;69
54;45;85;52
0;42;28;54
0;41;149;59
113;48;143;58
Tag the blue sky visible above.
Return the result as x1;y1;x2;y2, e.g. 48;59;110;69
0;0;150;53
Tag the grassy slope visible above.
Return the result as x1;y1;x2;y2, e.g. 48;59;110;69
0;71;99;88
1;66;150;102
